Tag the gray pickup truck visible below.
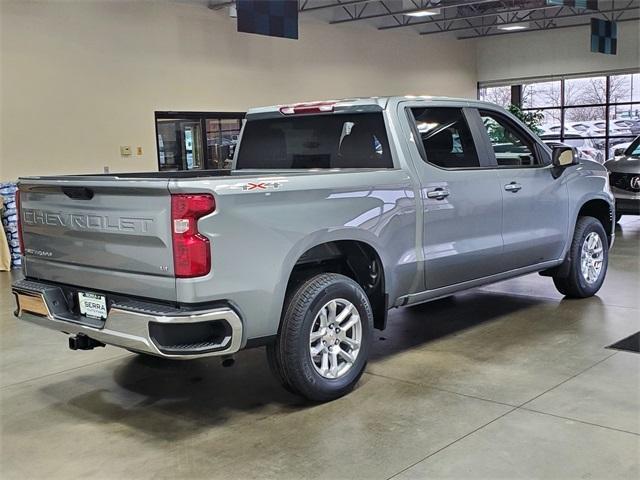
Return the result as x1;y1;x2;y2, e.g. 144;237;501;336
12;96;615;401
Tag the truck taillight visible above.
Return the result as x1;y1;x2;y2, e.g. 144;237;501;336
171;194;215;278
15;190;24;255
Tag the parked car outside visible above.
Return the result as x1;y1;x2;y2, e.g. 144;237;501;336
611;119;640;136
541;124;582;137
567;121;604;137
605;136;640;222
593;119;632;137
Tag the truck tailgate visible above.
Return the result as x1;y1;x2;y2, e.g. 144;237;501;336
19;177;177;301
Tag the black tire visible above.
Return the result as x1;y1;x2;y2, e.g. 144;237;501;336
553;216;608;298
267;273;373;402
265;341;296;394
615;213;622;223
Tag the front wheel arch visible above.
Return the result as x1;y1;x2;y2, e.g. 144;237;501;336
541;198;613;279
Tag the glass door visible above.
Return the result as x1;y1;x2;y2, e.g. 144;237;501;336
206;118;242;169
156;112;244;171
182;121;203;170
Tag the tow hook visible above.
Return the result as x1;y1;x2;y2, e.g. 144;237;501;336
221;355;235;367
68;334;105;351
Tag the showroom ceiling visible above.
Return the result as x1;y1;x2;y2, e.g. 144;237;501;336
208;0;640;39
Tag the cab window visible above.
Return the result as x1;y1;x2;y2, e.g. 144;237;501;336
411;107;480;168
480;111;540;167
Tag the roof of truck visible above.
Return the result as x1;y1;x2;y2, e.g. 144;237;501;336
246;96;502;118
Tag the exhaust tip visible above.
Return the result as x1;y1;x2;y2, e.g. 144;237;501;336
221;356;235;368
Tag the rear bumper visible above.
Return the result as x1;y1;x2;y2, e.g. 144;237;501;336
12;279;243;359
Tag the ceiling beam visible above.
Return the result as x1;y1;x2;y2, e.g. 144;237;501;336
418;3;640;35
300;0;378;12
379;2;560;30
331;0;501;24
458;14;640;38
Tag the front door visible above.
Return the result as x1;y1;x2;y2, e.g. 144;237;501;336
403;105;504;290
478;109;569;270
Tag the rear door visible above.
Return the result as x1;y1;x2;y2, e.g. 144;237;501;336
402;104;504;290
476;109;569;270
19;177;177;301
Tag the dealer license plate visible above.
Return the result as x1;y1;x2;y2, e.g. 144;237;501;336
78;292;108;320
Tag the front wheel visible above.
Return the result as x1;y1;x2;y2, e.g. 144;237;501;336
267;273;373;402
553;216;608;298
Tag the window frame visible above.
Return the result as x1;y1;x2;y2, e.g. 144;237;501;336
405;106;495;170
476;108;548;169
478;71;640;160
154;111;245;171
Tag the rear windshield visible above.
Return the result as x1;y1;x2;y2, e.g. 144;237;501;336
236;113;393;169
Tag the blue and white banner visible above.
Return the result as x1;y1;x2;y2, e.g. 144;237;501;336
590;18;617;55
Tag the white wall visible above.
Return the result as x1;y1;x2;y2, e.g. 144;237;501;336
0;0;477;181
476;21;640;84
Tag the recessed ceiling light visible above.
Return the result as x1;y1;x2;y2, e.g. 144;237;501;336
405;9;440;17
497;24;529;31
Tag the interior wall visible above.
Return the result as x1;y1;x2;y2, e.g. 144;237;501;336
476;20;640;84
0;0;478;181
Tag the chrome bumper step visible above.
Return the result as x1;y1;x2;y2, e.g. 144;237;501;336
12;279;243;359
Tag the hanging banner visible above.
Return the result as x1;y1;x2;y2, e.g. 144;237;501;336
237;0;299;40
590;18;617;55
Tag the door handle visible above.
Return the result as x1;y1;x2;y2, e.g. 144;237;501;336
504;182;522;193
427;188;450;200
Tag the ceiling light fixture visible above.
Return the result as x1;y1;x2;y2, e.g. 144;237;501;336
497;24;529;31
405;8;440;17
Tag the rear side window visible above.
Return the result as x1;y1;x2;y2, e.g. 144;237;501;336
411;107;480;168
236;113;392;169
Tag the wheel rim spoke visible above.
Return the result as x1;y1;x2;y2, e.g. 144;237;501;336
338;347;355;364
319;308;328;328
310;342;324;356
310;329;324;343
335;304;353;325
330;350;339;376
341;314;360;333
321;351;329;372
327;301;337;323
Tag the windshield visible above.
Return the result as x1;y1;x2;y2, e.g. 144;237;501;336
236;113;392;169
626;137;640;157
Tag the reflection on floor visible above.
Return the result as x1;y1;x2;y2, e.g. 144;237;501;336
1;218;638;479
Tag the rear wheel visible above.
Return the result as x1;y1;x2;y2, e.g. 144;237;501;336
267;273;373;402
553;216;608;298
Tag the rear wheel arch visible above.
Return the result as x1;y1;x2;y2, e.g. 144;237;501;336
283;239;388;331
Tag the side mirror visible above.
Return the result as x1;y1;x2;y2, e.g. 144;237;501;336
552;146;578;168
613;147;625;157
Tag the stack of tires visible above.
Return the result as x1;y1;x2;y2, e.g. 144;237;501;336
1;183;21;268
